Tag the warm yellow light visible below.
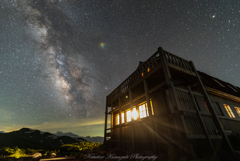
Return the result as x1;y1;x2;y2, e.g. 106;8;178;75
141;73;144;77
147;68;150;72
121;112;125;123
224;104;235;118
126;110;131;122
132;107;138;120
116;114;120;125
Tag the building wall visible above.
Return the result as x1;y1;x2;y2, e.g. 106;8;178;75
109;83;240;156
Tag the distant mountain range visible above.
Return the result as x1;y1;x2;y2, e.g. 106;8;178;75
53;131;104;143
0;128;103;150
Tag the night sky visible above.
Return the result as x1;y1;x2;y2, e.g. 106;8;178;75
0;0;239;136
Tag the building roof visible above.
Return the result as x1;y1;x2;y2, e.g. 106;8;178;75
107;48;240;102
198;71;240;98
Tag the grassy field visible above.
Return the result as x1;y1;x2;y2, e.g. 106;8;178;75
0;141;102;159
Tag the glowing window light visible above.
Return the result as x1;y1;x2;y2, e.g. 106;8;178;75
116;114;120;125
150;99;154;115
126;110;131;122
146;103;149;116
121;112;125;123
235;107;240;116
132;107;138;120
224;104;235;118
139;103;147;118
147;68;150;72
141;73;144;77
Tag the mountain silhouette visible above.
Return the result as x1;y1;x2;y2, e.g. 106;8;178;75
0;128;86;150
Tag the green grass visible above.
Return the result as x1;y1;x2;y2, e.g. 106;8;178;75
60;141;101;152
0;141;102;158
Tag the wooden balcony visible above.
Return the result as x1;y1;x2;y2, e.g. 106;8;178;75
107;48;196;103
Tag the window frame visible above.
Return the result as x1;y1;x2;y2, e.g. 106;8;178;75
126;109;131;122
235;107;240;116
115;113;120;125
121;111;125;124
139;102;148;118
223;104;235;118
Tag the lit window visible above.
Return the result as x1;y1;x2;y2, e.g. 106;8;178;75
141;73;144;77
115;114;120;125
150;99;154;115
147;68;150;72
126;109;131;122
139;102;147;118
132;107;138;120
121;112;125;123
235;107;240;116
224;104;235;118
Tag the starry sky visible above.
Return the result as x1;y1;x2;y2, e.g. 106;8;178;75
0;0;240;136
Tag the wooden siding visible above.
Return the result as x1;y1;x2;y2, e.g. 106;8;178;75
105;47;240;157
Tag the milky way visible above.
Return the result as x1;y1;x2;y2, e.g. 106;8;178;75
0;0;240;136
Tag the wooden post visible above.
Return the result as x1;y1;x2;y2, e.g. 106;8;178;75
104;97;108;144
144;80;153;117
158;47;194;157
188;86;214;152
144;79;156;152
129;89;135;150
110;103;113;149
158;47;188;137
119;98;122;149
190;61;234;152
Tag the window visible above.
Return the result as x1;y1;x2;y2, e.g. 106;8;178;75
115;114;120;125
139;102;147;118
121;112;125;123
150;99;154;115
147;68;150;72
141;73;144;77
212;102;224;116
224;104;235;118
235;107;240;116
132;107;138;120
126;109;131;122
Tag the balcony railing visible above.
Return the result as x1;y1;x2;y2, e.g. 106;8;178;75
107;49;194;103
164;50;194;72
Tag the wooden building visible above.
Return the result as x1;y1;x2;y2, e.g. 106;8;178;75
104;47;240;158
